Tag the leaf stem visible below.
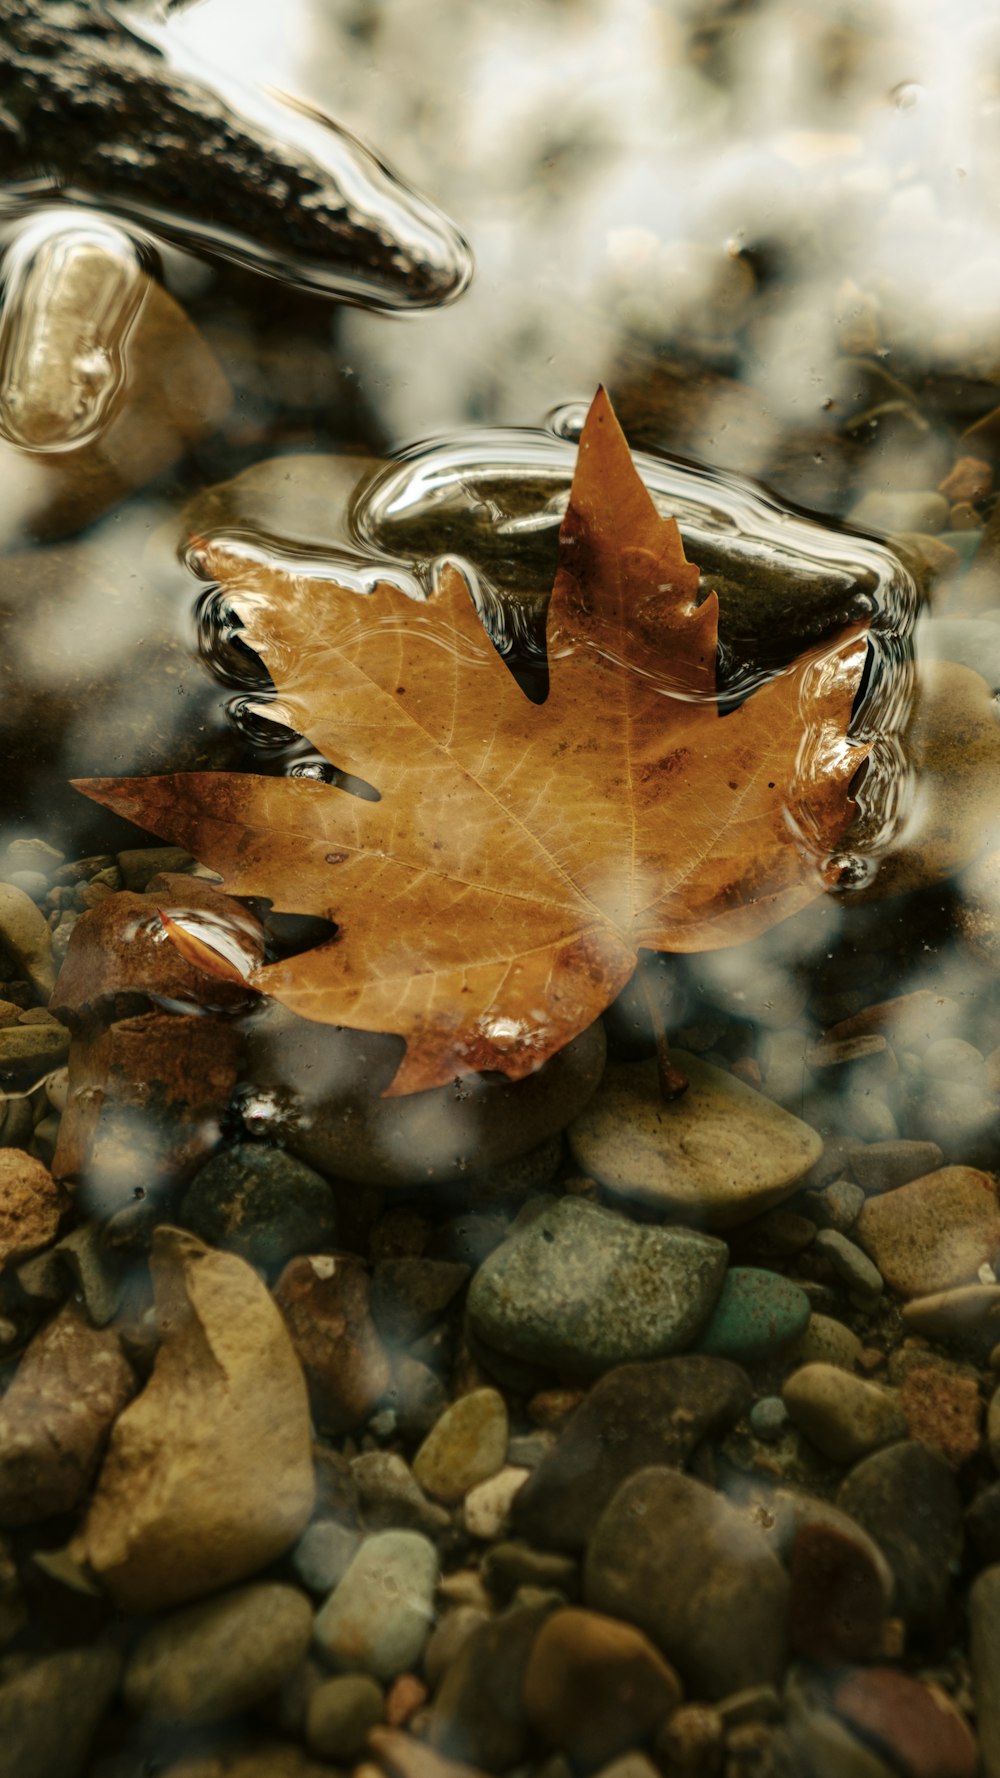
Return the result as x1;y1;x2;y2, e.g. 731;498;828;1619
636;953;688;1101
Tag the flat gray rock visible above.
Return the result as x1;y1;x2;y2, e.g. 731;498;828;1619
568;1053;821;1228
466;1198;727;1379
314;1530;438;1680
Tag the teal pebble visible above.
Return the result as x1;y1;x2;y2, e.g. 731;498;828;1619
696;1266;810;1363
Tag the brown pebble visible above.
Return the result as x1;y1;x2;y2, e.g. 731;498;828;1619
789;1521;888;1663
273;1254;392;1436
730;1057;762;1088
900;1367;982;1467
0;1303;136;1525
523;1607;682;1768
855;1166;1000;1297
385;1675;428;1728
0;1148;61;1272
832;1668;977;1778
526;1389;585;1429
370;1725;489;1778
938;455;992;503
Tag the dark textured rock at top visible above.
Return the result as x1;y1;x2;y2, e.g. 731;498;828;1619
0;0;472;311
513;1356;752;1550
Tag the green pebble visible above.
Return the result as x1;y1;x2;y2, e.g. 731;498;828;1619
696;1266;811;1363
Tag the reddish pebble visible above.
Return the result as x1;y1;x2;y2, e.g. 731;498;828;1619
900;1366;982;1467
833;1667;978;1778
385;1674;428;1728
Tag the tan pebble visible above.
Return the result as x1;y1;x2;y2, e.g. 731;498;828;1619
73;1227;314;1611
783;1364;906;1463
368;1726;486;1778
939;455;993;503
900;1367;982;1467
412;1389;508;1503
794;1314;863;1371
855;1165;1000;1297
462;1467;530;1540
0;1148;60;1271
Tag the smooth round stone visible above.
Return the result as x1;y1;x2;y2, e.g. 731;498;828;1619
245;1004;606;1189
291;1521;362;1596
848;1140;944;1195
0;1148;60;1271
832;1668;978;1778
313;1531;438;1681
523;1607;682;1768
855;1165;1000;1297
463;1467;529;1540
783;1364;906;1464
412;1388;509;1503
902;1285;1000;1358
0;881;55;998
305;1674;384;1763
813;1229;884;1308
750;1397;788;1442
696;1267;810;1363
584;1468;789;1699
0;1643;121;1778
180;1143;337;1269
970;1567;1000;1778
467;1198;728;1379
836;1442;964;1630
123;1583;313;1723
794;1313;864;1371
567;1053;821;1229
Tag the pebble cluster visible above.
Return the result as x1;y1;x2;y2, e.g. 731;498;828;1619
3;832;1000;1778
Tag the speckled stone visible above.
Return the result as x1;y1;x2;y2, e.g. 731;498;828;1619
412;1389;509;1503
794;1313;864;1371
696;1267;810;1363
313;1531;438;1681
855;1166;1000;1296
467;1198;727;1379
180;1144;337;1270
0;1150;60;1272
783;1364;906;1464
567;1053;821;1228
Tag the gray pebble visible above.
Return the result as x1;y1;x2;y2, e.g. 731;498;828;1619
836;1440;963;1630
292;1521;362;1596
180;1143;337;1270
351;1450;450;1537
923;1037;986;1082
750;1397;789;1442
848;1140;944;1194
814;1229;884;1308
314;1530;438;1680
467;1198;728;1379
802;1179;866;1233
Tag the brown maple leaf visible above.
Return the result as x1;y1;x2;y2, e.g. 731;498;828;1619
75;389;870;1095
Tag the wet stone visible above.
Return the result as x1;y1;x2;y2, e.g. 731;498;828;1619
0;1304;136;1526
313;1530;438;1681
802;1178;866;1232
901;1366;982;1467
513;1356;751;1550
180;1143;338;1271
306;1674;385;1764
831;1668;978;1778
902;1284;1000;1357
351;1451;450;1538
522;1607;682;1769
0;1018;69;1084
695;1267;811;1363
813;1229;884;1308
274;1254;392;1437
0;881;55;1000
567;1053;821;1228
463;1467;530;1540
583;1468;790;1699
291;1521;362;1596
0;1149;60;1271
124;1582;313;1724
836;1441;964;1630
794;1313;865;1371
412;1388;509;1503
0;1641;122;1778
429;1601;548;1773
782;1364;907;1464
789;1519;891;1662
855;1165;1000;1296
970;1566;1000;1778
481;1541;580;1605
371;1258;471;1346
467;1198;728;1379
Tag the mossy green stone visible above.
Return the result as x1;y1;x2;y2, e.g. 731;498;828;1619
696;1266;810;1363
